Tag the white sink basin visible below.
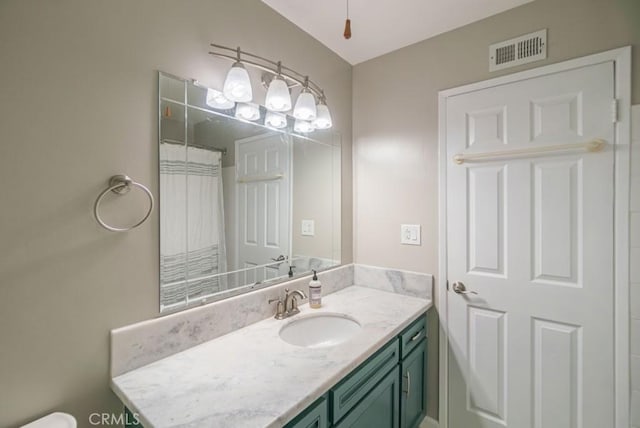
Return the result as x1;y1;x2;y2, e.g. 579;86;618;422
279;313;361;348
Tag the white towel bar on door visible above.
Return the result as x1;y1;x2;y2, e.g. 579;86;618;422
236;174;284;183
94;174;154;232
452;138;606;165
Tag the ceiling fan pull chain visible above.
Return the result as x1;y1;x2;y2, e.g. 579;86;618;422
344;0;352;39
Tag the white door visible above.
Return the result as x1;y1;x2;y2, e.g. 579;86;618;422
236;133;291;285
446;62;615;427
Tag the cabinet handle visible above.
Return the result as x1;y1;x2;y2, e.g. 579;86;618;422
403;372;411;397
410;330;424;342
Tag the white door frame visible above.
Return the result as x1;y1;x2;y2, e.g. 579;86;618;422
437;46;631;428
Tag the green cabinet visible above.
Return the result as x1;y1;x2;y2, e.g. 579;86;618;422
398;314;427;428
334;366;400;428
323;312;428;428
400;340;426;428
330;340;400;422
124;407;143;428
286;396;329;428
399;314;426;359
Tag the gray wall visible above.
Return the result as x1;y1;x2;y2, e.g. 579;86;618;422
352;0;639;420
353;0;639;278
0;1;352;426
292;139;340;262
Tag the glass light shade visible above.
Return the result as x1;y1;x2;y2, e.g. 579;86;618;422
294;119;315;133
265;111;288;129
223;63;252;102
206;88;235;110
265;77;292;112
312;103;333;129
235;103;261;121
293;90;317;120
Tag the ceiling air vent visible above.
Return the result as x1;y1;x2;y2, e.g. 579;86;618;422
489;29;547;72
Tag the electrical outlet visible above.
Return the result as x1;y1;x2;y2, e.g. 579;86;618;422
400;224;421;245
301;219;315;236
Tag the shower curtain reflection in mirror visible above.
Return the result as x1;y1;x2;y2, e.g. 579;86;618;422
160;143;227;308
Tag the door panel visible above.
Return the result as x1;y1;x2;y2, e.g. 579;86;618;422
532;159;581;286
532;318;581;428
446;61;614;427
236;133;291;283
467;166;506;276
467;106;507;147
467;307;506;423
530;92;583;142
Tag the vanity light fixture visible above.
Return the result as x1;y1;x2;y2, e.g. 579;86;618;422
206;88;235;110
312;93;333;130
265;111;288;129
265;62;292;112
294;119;315;133
209;43;332;131
235;102;261;121
292;77;317;120
223;48;253;102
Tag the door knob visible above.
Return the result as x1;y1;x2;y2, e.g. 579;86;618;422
452;281;478;295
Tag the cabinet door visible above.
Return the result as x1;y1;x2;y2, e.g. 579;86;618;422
124;407;143;427
400;340;426;428
331;340;400;422
335;366;400;428
285;396;329;428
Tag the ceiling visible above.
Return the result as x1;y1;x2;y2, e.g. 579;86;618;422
262;0;534;65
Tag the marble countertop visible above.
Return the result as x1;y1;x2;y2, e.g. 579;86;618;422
111;286;431;428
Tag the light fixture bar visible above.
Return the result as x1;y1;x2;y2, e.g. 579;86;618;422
208;44;325;99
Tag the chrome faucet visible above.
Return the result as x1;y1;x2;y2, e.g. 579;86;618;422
269;288;307;320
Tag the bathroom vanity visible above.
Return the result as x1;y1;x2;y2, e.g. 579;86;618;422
111;285;431;428
285;311;428;428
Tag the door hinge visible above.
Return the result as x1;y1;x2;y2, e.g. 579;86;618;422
612;99;618;123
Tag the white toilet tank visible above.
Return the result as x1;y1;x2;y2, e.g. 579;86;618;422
21;413;77;428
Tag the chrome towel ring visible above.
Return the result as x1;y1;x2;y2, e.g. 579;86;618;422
94;174;154;232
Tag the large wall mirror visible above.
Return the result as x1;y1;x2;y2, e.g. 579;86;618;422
158;72;341;312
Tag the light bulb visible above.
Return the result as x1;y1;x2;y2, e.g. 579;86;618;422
294;119;315;133
235;103;260;121
265;76;292;112
293;90;317;120
223;62;252;102
312;103;333;129
206;88;235;110
265;111;288;129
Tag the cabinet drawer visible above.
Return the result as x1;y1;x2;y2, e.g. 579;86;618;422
285;396;329;428
334;366;400;428
331;339;400;422
399;315;426;359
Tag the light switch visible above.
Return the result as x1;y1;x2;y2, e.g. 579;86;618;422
400;224;421;245
301;219;315;236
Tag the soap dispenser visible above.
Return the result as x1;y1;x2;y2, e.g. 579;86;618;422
309;270;322;309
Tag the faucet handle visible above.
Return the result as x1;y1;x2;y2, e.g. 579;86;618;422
268;298;286;320
290;295;301;315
